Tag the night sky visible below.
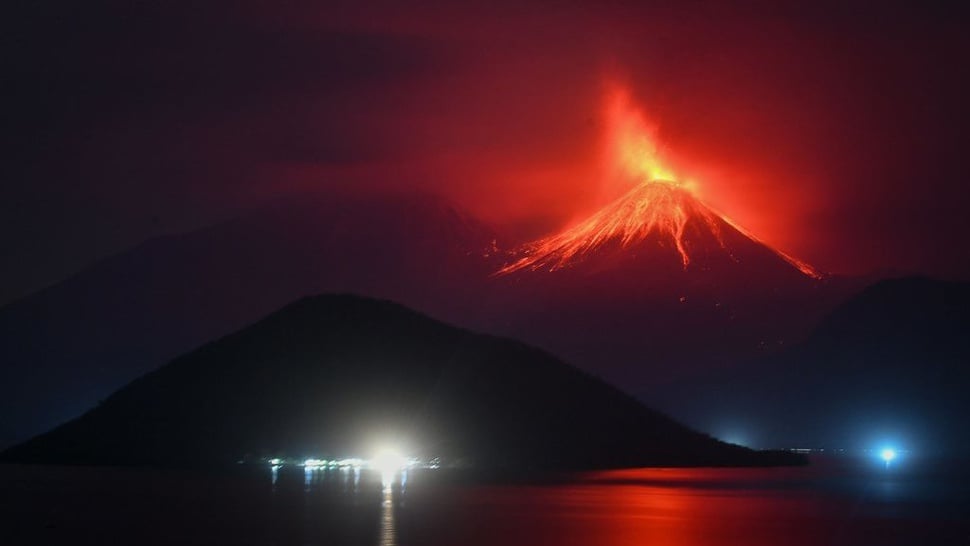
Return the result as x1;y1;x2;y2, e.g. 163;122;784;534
4;0;970;306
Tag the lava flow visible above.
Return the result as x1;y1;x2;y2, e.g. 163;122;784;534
498;90;821;279
499;180;720;271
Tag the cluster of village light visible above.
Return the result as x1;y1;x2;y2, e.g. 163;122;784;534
266;447;439;484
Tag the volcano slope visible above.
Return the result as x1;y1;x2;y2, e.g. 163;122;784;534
490;180;857;388
500;180;818;278
0;294;800;469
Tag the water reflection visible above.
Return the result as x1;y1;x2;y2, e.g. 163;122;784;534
391;463;965;546
5;462;966;546
382;469;408;491
251;461;970;546
272;463;404;545
380;477;397;546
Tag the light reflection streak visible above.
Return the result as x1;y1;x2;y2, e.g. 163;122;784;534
271;463;405;545
379;479;397;546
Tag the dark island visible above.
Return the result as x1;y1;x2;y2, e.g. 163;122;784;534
2;294;802;470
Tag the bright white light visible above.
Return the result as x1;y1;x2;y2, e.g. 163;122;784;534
371;447;408;477
881;448;897;463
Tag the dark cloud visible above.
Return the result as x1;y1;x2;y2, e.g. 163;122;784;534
1;1;462;302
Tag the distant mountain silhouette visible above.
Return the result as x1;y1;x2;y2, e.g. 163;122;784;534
0;295;799;469
0;190;863;450
665;277;970;453
0;193;501;448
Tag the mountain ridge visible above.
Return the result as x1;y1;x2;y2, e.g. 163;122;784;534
0;294;802;469
0;193;502;449
656;276;970;452
0;190;865;450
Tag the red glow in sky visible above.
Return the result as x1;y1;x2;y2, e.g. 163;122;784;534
4;1;970;304
603;87;683;190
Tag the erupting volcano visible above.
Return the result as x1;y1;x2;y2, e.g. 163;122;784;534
485;92;840;388
498;90;820;280
498;178;820;278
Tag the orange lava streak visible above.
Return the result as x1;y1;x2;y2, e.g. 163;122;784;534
498;181;724;273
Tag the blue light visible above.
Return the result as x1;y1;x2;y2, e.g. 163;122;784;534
876;446;901;468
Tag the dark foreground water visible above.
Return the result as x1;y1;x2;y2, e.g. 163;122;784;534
2;457;968;545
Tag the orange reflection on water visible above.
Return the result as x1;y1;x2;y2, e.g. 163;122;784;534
571;468;821;546
420;467;835;546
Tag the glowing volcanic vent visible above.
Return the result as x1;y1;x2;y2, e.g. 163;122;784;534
498;92;821;279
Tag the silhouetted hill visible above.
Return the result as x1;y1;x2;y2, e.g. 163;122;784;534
0;190;862;451
667;277;970;453
0;295;798;469
0;193;501;448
